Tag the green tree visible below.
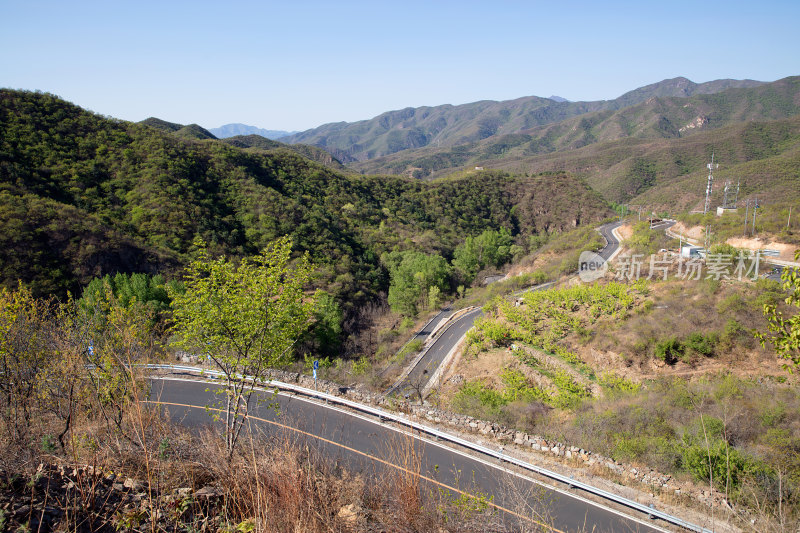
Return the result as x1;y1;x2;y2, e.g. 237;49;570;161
452;229;513;284
311;291;343;356
170;237;316;455
757;252;800;368
79;272;181;328
384;251;450;316
452;236;481;282
78;282;155;439
0;284;53;442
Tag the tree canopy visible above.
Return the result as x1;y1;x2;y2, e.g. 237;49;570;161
758;252;800;368
169;236;316;453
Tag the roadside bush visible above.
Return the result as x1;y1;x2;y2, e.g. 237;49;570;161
720;318;751;349
352;356;371;375
681;438;757;493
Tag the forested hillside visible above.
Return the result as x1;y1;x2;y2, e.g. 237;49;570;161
219;134;346;170
139;117;345;170
353;76;800;181
480;115;800;211
283;77;766;162
0;90;611;317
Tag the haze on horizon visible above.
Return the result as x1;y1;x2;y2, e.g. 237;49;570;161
2;0;798;132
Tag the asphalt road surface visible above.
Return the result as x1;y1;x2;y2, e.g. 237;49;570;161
149;377;667;532
415;307;453;341
393;221;626;400
392;307;483;398
596;220;624;261
766;266;784;282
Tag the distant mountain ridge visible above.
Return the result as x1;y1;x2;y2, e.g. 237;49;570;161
219;135;346;170
138;119;342;170
352;76;800;180
209;123;297;139
281;77;766;162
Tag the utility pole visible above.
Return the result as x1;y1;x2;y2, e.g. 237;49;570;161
743;200;750;236
752;198;758;235
788;206;793;229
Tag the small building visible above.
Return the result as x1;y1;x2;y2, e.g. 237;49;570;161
681;245;704;258
716;206;738;216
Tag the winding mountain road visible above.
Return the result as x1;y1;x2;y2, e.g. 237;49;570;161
149;377;669;532
149;221;691;532
390;220;625;399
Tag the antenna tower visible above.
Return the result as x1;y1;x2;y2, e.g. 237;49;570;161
703;153;718;215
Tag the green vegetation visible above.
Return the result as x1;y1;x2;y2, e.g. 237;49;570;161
626;221;676;254
460;282;642;412
300;77;779;166
78;272;181;324
219;134;346;170
448;270;800;525
0;280;505;531
383;250;451;316
757;251;800;367
169;237;316;454
537;374;800;518
680;206;800;247
353;78;800;190
654;337;684;364
452;228;514;284
0;89;611;352
452;369;549;420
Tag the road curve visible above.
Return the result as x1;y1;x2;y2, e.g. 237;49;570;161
393;308;483;398
149;377;667;533
596;220;624;261
394;220;626;399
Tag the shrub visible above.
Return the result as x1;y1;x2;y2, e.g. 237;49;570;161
654;337;684;364
722;318;745;345
598;372;641;395
399;339;424;357
681;438;754;492
685;332;715;357
716;293;747;315
352;356;370;375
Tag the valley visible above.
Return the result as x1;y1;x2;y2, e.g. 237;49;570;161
2;74;800;532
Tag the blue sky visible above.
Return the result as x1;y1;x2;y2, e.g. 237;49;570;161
2;0;798;131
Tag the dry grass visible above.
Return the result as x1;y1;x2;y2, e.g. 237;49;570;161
1;382;529;532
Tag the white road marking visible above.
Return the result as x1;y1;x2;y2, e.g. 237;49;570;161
151;376;674;533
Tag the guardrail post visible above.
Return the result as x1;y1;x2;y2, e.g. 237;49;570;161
145;363;711;533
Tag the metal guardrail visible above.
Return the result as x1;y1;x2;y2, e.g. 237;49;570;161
145;364;712;533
